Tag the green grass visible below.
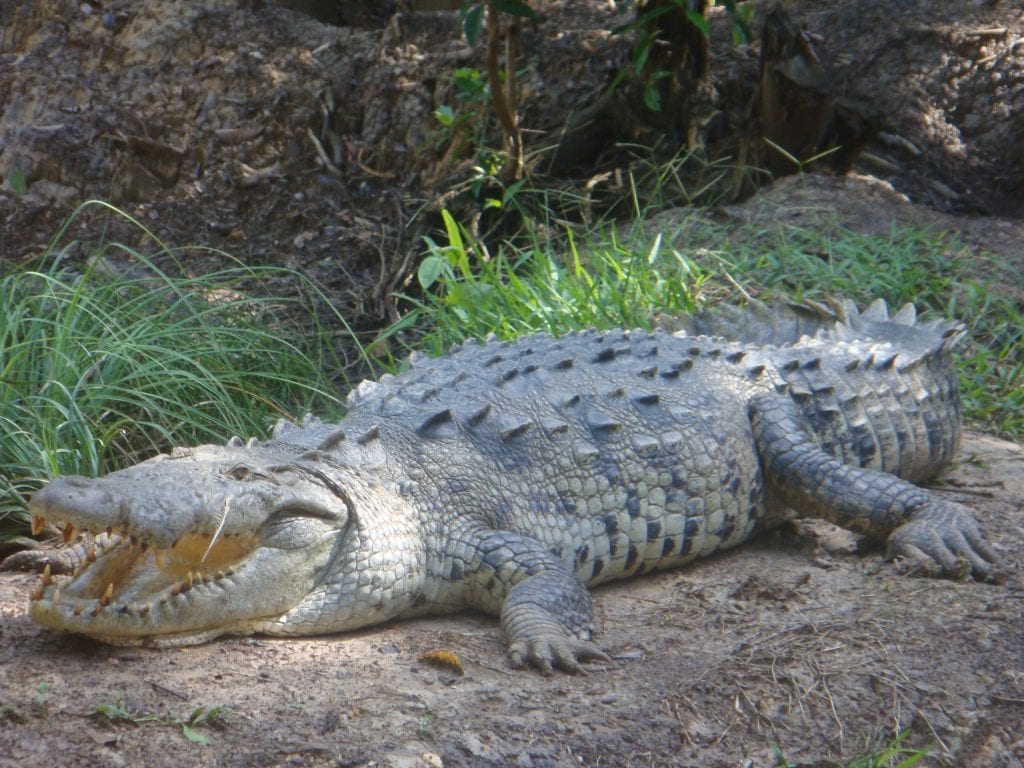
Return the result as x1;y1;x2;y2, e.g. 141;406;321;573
773;728;930;767
386;208;1023;437
0;203;346;541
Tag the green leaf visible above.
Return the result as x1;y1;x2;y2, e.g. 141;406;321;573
8;170;27;195
491;0;536;18
418;254;449;290
461;4;484;45
643;84;662;112
182;724;210;745
685;9;709;36
434;105;455;127
502;179;526;205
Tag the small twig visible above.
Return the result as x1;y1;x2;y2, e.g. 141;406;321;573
485;2;523;182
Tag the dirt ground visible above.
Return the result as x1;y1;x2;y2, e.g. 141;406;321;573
1;1;1023;767
0;428;1021;768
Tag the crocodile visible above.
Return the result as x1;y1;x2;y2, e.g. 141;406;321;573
19;298;1000;673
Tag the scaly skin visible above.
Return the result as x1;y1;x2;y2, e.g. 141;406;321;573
13;299;1001;673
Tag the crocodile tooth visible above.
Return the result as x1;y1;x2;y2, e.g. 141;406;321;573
31;515;45;536
227;436;245;448
100;583;114;606
52;587;61;602
30;586;43;601
245;437;259;449
62;524;77;544
42;563;53;586
90;602;102;617
154;549;166;568
215;570;226;581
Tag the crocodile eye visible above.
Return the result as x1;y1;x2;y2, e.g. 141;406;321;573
225;464;254;481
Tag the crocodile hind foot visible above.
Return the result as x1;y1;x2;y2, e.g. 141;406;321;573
503;603;610;675
886;498;1003;581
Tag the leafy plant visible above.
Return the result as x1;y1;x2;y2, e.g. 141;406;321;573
92;699;230;745
385;207;1022;438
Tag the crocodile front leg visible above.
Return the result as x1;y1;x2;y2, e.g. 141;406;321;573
749;393;1001;580
441;527;609;674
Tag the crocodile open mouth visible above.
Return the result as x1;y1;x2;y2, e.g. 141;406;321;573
28;517;257;621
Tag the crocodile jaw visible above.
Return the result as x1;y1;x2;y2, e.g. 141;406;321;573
26;445;348;646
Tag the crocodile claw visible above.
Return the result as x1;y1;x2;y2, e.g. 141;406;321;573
508;635;610;675
886;499;1003;582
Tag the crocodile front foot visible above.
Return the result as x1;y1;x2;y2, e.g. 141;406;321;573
886;499;1003;581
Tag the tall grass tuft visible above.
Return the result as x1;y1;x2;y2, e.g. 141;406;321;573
0;202;345;540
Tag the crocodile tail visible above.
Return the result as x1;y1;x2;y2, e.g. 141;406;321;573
669;297;965;362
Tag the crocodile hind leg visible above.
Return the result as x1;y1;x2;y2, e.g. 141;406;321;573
749;393;1002;580
444;526;610;674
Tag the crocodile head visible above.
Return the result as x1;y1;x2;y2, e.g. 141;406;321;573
27;443;359;646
